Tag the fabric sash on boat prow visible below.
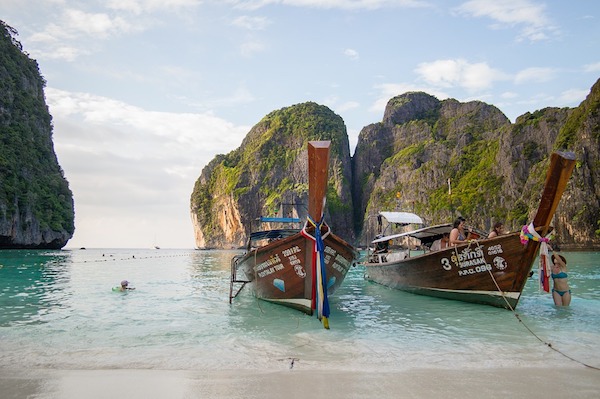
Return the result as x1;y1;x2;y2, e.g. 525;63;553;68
521;222;553;293
302;215;331;329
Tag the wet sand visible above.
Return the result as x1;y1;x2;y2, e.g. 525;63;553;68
2;366;599;399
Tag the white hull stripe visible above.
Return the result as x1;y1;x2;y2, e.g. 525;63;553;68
424;288;520;300
264;298;312;308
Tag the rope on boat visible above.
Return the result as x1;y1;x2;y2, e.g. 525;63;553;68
486;268;600;371
301;215;332;329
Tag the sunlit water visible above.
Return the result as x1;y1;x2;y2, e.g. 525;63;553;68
1;249;599;372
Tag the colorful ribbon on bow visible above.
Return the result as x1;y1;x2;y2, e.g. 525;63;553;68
520;222;553;292
301;215;331;329
520;223;553;245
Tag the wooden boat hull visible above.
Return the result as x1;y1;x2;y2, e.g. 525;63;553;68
364;232;539;309
364;151;576;309
234;230;357;314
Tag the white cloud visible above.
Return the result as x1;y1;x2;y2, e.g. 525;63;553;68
33;45;88;62
336;101;360;113
62;9;134;38
343;48;359;60
240;40;267;56
46;88;249;248
322;95;360;114
558;88;588;105
47;88;247;160
583;62;600;73
456;0;556;42
228;0;430;11
231;15;271;30
514;67;557;84
107;0;201;14
415;59;507;92
30;9;140;43
25;8;146;61
197;86;257;108
501;91;518;99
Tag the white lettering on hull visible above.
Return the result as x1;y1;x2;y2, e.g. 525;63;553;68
254;245;305;279
440;243;507;276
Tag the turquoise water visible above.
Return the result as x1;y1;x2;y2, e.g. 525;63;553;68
1;249;599;371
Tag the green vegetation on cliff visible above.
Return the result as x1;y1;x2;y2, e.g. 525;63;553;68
0;21;74;246
191;102;351;245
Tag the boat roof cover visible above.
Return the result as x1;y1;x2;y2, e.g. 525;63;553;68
372;223;453;244
249;229;299;242
379;211;424;225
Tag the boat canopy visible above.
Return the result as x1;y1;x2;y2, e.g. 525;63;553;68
372;223;453;244
379;211;423;225
249;229;300;242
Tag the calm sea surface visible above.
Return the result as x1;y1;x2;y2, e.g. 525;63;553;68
1;249;599;372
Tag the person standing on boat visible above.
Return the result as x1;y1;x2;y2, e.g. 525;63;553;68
551;254;571;306
431;232;450;251
449;217;472;246
487;222;505;238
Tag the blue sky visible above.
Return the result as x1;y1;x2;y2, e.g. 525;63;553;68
2;0;599;248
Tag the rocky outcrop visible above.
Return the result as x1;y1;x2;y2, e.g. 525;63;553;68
191;80;600;251
0;21;74;249
190;102;355;249
550;79;600;249
352;92;512;241
353;85;600;249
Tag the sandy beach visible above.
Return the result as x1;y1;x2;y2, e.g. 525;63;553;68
2;366;599;399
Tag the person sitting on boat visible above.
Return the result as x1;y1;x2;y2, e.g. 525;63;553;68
374;235;390;254
449;217;472;246
371;235;390;263
430;232;450;251
551;254;571;306
487;222;505;238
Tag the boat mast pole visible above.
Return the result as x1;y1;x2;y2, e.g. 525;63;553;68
532;151;576;235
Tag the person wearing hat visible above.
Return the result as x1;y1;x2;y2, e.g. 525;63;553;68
114;280;135;292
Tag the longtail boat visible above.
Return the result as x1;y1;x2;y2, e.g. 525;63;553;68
229;141;359;328
362;151;576;309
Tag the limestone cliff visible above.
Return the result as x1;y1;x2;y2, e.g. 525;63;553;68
0;22;74;249
353;84;600;249
190;102;354;249
551;78;600;249
191;81;600;250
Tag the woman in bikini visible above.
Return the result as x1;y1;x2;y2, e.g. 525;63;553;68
551;254;571;306
449;217;472;246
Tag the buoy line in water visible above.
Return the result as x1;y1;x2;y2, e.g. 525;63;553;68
75;252;195;263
